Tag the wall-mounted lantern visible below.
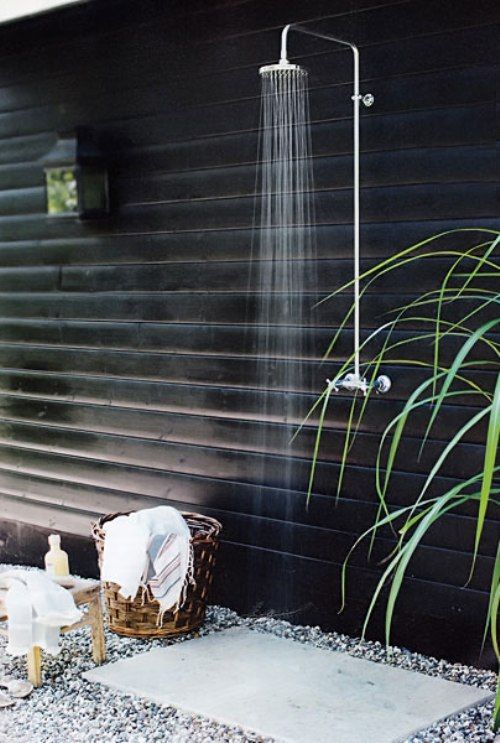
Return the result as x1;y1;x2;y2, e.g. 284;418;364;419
42;127;109;219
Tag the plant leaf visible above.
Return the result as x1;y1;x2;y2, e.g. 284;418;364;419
472;372;500;570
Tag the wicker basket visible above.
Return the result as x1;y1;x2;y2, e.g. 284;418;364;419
92;511;221;638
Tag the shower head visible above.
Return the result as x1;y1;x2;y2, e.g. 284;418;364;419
260;25;307;77
259;61;307;77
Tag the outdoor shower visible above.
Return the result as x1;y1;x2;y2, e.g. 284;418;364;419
259;23;391;396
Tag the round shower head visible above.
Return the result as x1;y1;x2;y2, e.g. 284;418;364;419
259;60;307;77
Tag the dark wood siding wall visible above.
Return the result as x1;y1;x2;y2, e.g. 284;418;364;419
0;0;497;663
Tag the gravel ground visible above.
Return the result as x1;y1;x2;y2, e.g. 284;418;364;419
0;571;496;742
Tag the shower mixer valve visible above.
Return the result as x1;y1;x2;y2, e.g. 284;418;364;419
351;93;375;107
327;373;391;397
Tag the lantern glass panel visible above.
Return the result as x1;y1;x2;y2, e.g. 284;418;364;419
80;165;109;215
45;167;78;215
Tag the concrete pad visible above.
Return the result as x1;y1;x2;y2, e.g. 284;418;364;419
84;627;492;743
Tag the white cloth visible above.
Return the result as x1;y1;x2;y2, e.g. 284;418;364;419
100;506;193;614
0;570;82;656
100;514;150;599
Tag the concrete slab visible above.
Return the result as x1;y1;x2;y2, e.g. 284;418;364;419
84;627;492;743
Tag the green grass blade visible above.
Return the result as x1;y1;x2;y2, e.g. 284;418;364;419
432;241;493;395
405;406;491;528
316;229;500;306
421;317;500;447
472;372;500;569
483;541;500;660
376;382;478;505
336;393;359;501
306;382;334;506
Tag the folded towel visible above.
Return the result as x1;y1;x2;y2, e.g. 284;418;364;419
100;514;150;600
0;570;82;656
101;506;195;619
148;532;194;619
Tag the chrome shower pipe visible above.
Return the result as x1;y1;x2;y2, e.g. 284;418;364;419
279;24;389;396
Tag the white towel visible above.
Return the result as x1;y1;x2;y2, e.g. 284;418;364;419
100;514;150;599
100;506;193;615
0;570;82;656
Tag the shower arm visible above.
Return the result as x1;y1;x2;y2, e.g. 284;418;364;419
280;24;390;396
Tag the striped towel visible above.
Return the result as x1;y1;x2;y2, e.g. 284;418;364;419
148;532;195;621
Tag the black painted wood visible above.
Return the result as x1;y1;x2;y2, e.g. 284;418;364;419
0;0;497;665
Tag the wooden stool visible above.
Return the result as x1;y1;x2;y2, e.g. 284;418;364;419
0;576;106;687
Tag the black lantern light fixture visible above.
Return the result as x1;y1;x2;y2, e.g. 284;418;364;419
42;127;109;219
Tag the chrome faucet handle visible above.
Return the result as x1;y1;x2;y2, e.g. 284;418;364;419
373;375;391;394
